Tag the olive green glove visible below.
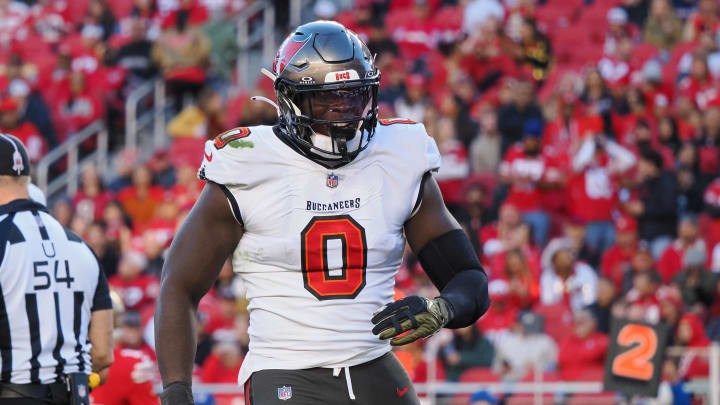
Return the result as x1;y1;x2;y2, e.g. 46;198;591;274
371;296;453;346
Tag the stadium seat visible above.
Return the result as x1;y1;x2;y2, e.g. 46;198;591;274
458;367;502;383
506;395;555;405
567;393;617;405
630;43;660;67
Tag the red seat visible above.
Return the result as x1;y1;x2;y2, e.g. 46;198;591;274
566;365;606;382
568;393;617;405
458;367;502;383
506;396;555;405
520;371;560;382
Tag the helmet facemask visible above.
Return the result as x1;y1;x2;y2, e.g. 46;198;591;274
277;81;379;165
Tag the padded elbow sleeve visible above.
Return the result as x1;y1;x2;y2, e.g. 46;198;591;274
416;229;490;328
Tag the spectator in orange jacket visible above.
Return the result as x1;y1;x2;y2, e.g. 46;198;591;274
557;310;609;381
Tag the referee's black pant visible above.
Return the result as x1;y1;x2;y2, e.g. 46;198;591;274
0;382;69;405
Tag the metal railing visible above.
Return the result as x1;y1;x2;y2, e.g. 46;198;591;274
36;121;107;198
125;78;167;153
236;0;276;91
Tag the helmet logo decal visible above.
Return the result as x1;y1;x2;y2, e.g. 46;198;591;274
324;69;360;83
273;37;308;75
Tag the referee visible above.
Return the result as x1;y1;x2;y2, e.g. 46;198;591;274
0;134;114;404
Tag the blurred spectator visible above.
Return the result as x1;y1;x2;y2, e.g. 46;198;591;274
695;106;720;182
497;80;543;155
704;177;720;251
557;310;609;381
621;243;662;294
569;134;636;255
565;217;601;270
434;117;469;203
57;71;104;136
199;341;243;384
492;311;557;380
627;148;679;258
480;203;522;262
73;163;114;221
117;165;165;229
111;17;158;82
683;0;720;42
85;221;120;277
676;313;711;379
478;279;518;337
51;196;74;227
0;97;46;163
463;181;492;232
644;0;683;49
439;325;494;381
9;79;58;148
515;17;552;83
109;251;160;312
499;119;562;246
540;238;598;311
167;87;224;138
673;245;718;308
148;149;176;188
463;0;504;37
625;270;663;323
657;215;707;283
116;310;156;360
602;215;640;291
497;248;540;309
161;0;209;30
586;277;617;334
84;0;117;41
469;105;501;172
469;390;498;405
394;74;428;123
152;7;211;109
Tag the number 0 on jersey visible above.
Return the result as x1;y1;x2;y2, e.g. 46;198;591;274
301;215;367;300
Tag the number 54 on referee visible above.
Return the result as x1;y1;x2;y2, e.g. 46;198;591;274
0;135;114;405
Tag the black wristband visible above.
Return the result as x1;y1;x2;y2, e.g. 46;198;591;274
160;381;195;405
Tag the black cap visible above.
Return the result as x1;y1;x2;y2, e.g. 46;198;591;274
0;134;30;176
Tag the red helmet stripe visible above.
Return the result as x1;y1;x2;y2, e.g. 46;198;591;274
273;37;308;75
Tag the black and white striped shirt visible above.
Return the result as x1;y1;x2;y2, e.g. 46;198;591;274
0;199;112;384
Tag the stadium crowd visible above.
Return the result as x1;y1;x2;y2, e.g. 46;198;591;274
4;0;720;403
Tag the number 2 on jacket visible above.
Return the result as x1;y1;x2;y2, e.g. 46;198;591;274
301;215;367;300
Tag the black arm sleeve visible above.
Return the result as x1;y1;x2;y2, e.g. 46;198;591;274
417;229;491;329
92;264;113;311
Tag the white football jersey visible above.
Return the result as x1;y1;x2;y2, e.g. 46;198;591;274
198;120;441;385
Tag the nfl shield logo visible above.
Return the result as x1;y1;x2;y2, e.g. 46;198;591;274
326;173;339;188
78;384;87;398
278;386;292;401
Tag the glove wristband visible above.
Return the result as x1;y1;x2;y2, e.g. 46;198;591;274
430;297;454;327
160;381;195;405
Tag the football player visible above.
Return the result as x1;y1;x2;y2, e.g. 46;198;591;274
156;21;490;405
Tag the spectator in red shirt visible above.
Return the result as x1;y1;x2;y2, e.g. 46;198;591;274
499;119;563;246
199;341;244;404
478;279;518;339
625;271;662;323
0;97;47;163
90;347;159;405
499;248;540;309
676;313;711;380
704;177;720;250
116;310;156;360
57;71;104;136
695;106;720;181
683;0;720;42
658;215;707;283
73;163;114;221
602;215;640;291
109;251;160;312
557;310;610;381
479;203;522;264
569;133;636;255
